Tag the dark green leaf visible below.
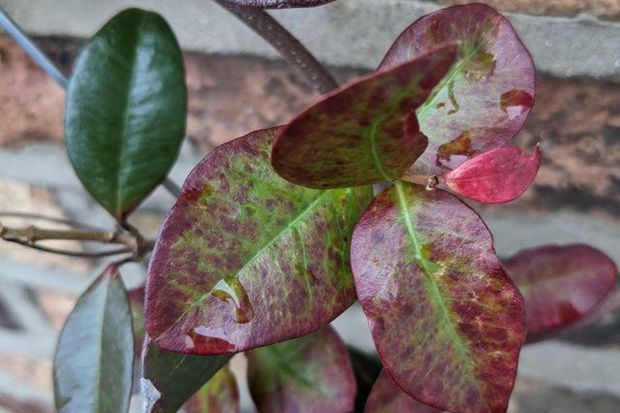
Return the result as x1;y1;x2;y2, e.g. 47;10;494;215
247;327;356;413
65;8;187;220
347;347;382;413
184;364;239;413
141;339;231;413
53;265;134;413
145;127;372;354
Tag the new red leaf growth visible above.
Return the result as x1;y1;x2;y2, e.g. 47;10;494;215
444;146;541;204
503;244;618;338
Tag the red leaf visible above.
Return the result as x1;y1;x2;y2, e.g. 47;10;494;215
351;183;525;413
444;146;541;204
272;45;457;188
503;244;618;338
365;370;443;413
247;327;356;413
380;4;535;175
145;127;371;354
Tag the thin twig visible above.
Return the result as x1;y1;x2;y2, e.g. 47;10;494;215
0;221;135;246
212;0;338;94
0;212;98;229
162;178;182;198
3;238;132;259
0;6;182;198
0;8;68;89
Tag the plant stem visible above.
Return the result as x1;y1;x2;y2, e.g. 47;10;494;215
399;173;439;190
212;0;338;94
0;220;156;259
0;221;135;246
0;6;181;198
2;238;132;258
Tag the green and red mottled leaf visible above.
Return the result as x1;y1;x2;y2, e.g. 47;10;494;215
351;182;525;413
444;146;541;204
145;127;371;354
222;0;337;7
272;45;457;188
380;3;535;175
365;370;442;413
184;365;239;413
141;339;231;413
247;327;356;413
53;265;133;413
502;244;618;338
65;8;186;220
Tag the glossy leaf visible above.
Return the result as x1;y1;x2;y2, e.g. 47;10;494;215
272;45;457;188
184;365;239;413
145;127;372;354
351;183;525;413
141;339;231;413
348;347;382;413
444;146;541;204
53;265;133;413
365;370;443;413
380;4;535;175
503;244;618;338
65;8;187;220
223;0;337;7
247;327;356;413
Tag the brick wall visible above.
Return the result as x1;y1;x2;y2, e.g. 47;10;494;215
0;1;619;412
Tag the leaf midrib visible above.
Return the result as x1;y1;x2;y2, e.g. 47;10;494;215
159;189;339;339
115;14;146;218
393;182;480;394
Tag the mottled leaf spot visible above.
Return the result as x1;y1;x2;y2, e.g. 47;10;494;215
435;130;473;169
500;89;534;120
210;277;254;324
380;3;535;176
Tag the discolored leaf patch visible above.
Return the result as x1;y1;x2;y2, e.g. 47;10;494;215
351;183;525;413
380;4;535;175
223;0;337;7
53;265;133;413
503;244;618;338
65;8;187;220
272;45;457;188
141;339;231;413
444;146;541;204
184;365;239;413
145;127;371;354
247;327;356;413
365;370;443;413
